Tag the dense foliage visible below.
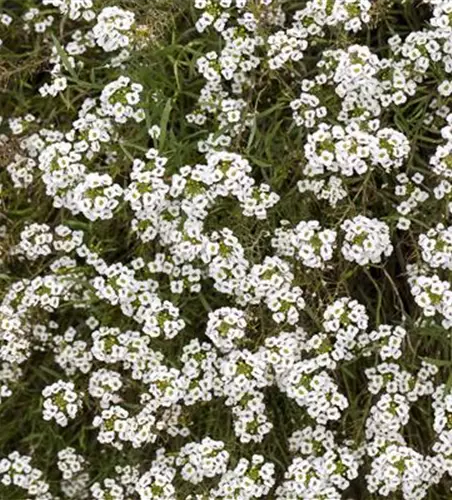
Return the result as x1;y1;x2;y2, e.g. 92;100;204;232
1;0;452;498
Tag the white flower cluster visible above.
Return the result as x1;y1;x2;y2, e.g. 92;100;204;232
22;8;54;33
42;380;82;427
277;425;361;499
408;270;452;328
56;447;86;480
91;477;125;499
366;444;441;499
0;452;51;499
272;219;337;268
56;446;90;498
212;454;275;498
88;368;123;408
341;216;393;266
99;76;145;124
302;123;409;178
92;7;135;53
279;364;349;423
205;307;247;352
41;0;94;21
176;437;230;484
419;223;452;270
73;172;123;221
12;223;83;260
394;173;429;230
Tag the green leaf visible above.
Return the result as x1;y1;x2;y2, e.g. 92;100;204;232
50;33;78;80
159;97;173;150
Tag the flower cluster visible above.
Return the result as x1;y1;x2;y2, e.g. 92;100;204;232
272;219;337;268
0;452;51;499
176;437;230;484
341;216;393;266
42;380;82;427
92;7;135;53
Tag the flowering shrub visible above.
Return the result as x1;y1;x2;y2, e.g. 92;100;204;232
1;0;452;498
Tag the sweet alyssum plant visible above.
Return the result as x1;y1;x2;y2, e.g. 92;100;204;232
0;0;452;498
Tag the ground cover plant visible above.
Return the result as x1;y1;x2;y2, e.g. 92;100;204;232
1;0;452;498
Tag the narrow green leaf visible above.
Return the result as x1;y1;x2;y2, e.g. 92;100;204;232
159;98;173;150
